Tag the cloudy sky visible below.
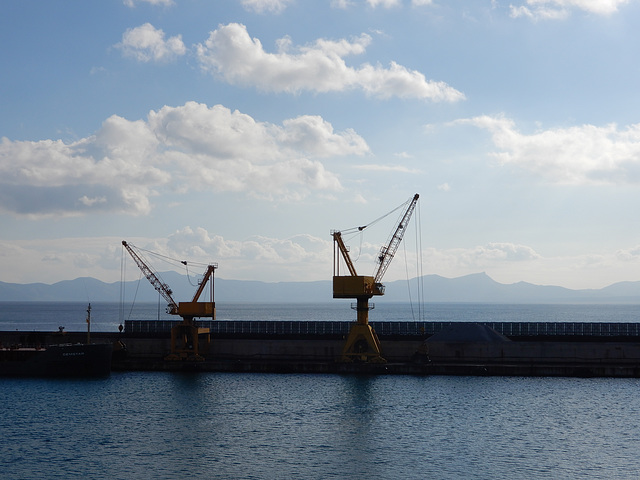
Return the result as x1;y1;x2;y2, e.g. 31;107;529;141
2;0;640;290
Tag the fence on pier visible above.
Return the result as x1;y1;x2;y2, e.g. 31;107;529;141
125;320;640;338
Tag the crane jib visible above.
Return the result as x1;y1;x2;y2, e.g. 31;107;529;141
373;193;419;284
331;193;419;298
122;240;178;312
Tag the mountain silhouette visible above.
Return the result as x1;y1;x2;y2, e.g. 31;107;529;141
2;271;639;304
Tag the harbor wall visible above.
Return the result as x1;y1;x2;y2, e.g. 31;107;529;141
15;332;418;362
4;321;640;377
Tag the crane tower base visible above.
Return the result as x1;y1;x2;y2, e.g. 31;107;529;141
340;323;386;363
164;322;211;361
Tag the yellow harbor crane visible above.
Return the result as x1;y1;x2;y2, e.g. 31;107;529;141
122;241;217;361
332;193;419;363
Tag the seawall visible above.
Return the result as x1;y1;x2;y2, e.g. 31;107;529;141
4;320;640;377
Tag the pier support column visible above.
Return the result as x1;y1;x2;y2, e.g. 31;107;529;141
165;319;210;362
340;297;386;363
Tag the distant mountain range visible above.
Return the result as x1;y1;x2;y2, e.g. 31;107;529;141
2;271;640;304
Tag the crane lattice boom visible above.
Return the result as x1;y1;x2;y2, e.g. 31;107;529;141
374;193;419;284
122;240;218;361
122;241;178;314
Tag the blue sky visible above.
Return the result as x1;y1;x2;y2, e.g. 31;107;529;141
2;0;640;290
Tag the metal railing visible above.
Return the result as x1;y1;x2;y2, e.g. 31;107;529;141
125;320;640;337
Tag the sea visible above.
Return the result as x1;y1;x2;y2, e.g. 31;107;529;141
2;302;640;479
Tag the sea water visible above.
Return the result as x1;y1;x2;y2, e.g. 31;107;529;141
2;301;640;332
2;302;640;479
2;373;640;479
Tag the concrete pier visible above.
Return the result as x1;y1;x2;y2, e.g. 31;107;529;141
4;320;640;377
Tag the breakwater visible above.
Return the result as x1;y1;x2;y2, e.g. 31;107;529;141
5;320;640;377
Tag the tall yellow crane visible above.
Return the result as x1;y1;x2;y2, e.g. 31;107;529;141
122;241;217;361
332;193;419;363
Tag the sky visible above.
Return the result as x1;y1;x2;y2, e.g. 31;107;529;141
2;0;640;290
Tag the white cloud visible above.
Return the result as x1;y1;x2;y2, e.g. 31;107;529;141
353;164;421;173
196;23;464;101
367;0;402;7
124;0;174;6
510;0;630;20
166;227;332;281
437;182;451;191
335;0;431;9
0;236;123;284
278;116;369;156
4;232;640;287
466;242;542;263
453;115;640;185
116;23;186;63
78;195;107;207
148;102;366;195
240;0;293;13
423;241;640;289
510;5;570;19
0;117;164;216
0;102;368;217
353;193;368;204
331;0;354;8
424;243;542;277
123;0;173;8
616;245;640;262
0;230;333;284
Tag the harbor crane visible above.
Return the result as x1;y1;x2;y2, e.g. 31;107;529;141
122;241;217;361
332;193;419;363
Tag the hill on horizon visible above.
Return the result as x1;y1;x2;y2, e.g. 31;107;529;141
1;272;640;304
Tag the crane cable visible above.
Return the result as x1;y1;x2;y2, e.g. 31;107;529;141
402;200;425;321
133;244;209;269
184;263;197;288
403;239;416;321
119;248;126;326
125;243;210;289
415;201;425;321
416;204;422;320
338;196;415;267
121;242;215;309
338;197;411;240
119;245;151;322
127;270;144;320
